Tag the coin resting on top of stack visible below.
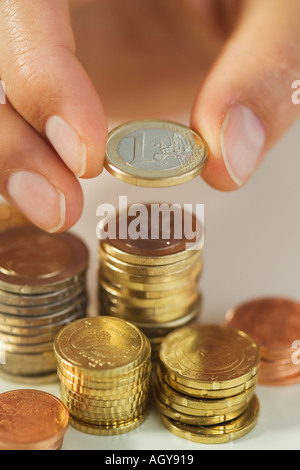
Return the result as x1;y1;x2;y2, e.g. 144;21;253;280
154;324;260;444
0;225;89;377
54;316;151;435
98;204;203;361
225;297;300;385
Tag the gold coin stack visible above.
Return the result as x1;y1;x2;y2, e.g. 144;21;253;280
98;204;203;361
54;316;152;435
154;324;260;444
0;225;89;377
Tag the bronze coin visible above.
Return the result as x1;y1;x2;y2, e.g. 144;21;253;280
225;297;300;351
0;389;69;449
0;226;88;293
102;204;203;257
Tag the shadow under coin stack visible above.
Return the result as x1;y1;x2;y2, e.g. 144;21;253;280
54;316;152;435
225;297;300;385
98;205;203;362
0;225;88;377
153;324;260;444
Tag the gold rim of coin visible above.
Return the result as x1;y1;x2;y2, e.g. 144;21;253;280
152;385;250;426
56;358;152;389
159;324;260;391
99;265;202;292
104;119;208;187
160;395;259;444
100;240;203;267
99;245;202;277
157;365;258;399
154;374;257;411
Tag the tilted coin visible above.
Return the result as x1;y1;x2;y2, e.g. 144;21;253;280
160;395;259;444
0;389;69;450
152;384;250;426
159;324;260;390
104;119;208;187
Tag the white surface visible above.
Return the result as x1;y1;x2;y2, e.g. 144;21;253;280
1;116;300;450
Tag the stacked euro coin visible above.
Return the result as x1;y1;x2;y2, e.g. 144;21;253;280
54;316;152;435
98;204;203;361
225;297;300;385
0;225;88;377
154;324;260;444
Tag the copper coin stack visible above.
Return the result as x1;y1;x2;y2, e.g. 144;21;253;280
0;389;69;450
98;204;203;361
0;225;89;377
225;297;300;385
153;324;260;444
54;316;152;435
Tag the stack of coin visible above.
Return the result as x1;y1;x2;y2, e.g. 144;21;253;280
154;324;260;444
98;204;203;361
0;225;89;377
0;389;69;450
225;297;300;385
54;316;152;435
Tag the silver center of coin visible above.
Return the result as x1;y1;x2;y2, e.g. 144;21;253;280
117;127;204;171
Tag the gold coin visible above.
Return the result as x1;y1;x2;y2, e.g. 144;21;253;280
160;395;259;444
159;324;260;390
100;292;201;323
104;119;208;187
60;382;149;409
158;365;259;399
0;350;57;377
56;359;151;389
56;369;151;399
154;377;256;416
54;316;149;379
69;410;148;435
99;245;202;277
152;384;250;426
100;240;203;267
99;264;202;292
64;397;149;422
99;282;198;309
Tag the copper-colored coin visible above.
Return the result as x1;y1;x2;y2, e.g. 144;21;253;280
0;226;88;293
0;389;69;450
225;297;300;385
225;297;300;351
159;324;260;390
102;204;203;257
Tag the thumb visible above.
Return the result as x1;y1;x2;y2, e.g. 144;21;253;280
191;0;300;191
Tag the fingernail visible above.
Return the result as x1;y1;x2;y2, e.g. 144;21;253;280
220;104;266;186
45;116;86;177
6;170;66;233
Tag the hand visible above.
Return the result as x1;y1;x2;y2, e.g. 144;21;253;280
0;0;299;233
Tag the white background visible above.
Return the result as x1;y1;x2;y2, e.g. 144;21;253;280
1;113;300;450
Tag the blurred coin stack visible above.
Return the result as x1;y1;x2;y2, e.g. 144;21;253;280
98;204;203;361
54;316;152;435
0;225;89;377
154;324;260;444
225;297;300;385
